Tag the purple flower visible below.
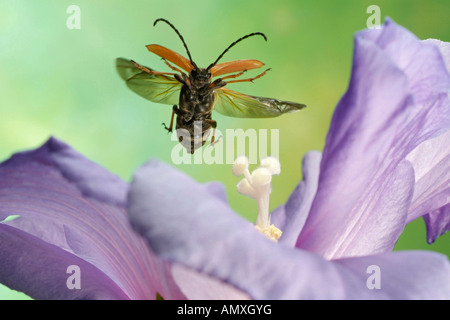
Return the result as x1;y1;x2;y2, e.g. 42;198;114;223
0;19;449;300
0;138;186;299
127;19;450;299
0;138;248;299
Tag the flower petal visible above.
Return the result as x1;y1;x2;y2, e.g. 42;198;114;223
423;205;450;244
424;39;450;72
271;151;321;247
0;137;184;300
334;250;450;299
296;19;450;259
171;263;250;300
406;38;450;241
128;159;450;299
0;223;128;299
406;130;450;223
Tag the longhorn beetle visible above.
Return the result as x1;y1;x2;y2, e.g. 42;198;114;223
117;18;306;154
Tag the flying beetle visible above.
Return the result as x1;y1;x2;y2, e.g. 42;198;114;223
116;18;306;154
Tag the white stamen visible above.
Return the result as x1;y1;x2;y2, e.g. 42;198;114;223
260;157;281;175
233;156;282;242
251;168;272;187
232;155;249;177
236;178;256;198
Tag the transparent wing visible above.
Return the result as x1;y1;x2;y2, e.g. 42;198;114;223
116;58;181;105
213;87;306;118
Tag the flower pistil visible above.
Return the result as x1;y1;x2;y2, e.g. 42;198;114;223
233;156;282;242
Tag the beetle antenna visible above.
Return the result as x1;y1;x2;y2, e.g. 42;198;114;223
207;32;267;70
154;18;198;69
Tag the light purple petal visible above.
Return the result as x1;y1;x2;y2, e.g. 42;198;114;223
406;38;450;239
424;39;450;72
47;139;129;207
406;130;450;223
0;137;184;300
271;151;321;247
296;19;450;259
0;223;128;299
423;204;450;244
171;264;250;300
128;159;450;299
334;250;450;299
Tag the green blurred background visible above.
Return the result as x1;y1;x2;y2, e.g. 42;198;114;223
0;0;449;299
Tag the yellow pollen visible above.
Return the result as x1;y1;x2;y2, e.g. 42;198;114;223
255;224;282;242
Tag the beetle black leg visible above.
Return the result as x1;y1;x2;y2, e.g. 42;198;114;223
162;105;179;133
175;73;190;86
207;79;226;94
204;119;218;145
